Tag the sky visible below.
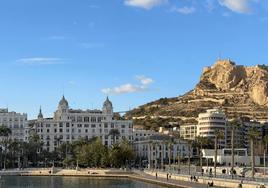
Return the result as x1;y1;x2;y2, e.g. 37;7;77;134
0;0;268;119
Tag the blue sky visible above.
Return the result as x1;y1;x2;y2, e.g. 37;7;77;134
0;0;268;119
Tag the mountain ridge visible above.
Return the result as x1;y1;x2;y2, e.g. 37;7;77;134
126;59;268;129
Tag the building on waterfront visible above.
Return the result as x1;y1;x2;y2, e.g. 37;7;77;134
32;96;133;152
133;128;158;141
226;121;244;148
201;148;260;166
197;109;227;148
179;124;197;140
0;108;28;142
133;134;191;168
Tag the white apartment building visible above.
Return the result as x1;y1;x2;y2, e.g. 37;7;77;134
33;96;133;152
180;124;197;140
133;128;157;141
133;134;191;168
0;108;28;142
197;109;227;148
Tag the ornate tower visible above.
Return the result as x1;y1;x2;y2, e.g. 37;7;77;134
38;106;43;119
55;95;69;120
102;97;113;115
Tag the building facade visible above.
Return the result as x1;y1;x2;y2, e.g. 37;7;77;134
32;96;133;152
133;128;157;142
133;134;191;168
180;124;197;140
197;109;227;148
0;108;28;142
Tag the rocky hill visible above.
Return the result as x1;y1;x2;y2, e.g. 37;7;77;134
126;59;268;129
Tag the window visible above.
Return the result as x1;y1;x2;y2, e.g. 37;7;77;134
77;116;83;122
91;124;96;128
84;117;89;122
91;117;96;122
104;123;108;128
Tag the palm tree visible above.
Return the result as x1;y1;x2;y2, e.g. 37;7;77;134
109;129;120;145
214;130;224;177
148;141;153;169
187;140;193;175
168;137;175;171
229;119;241;179
248;127;260;179
263;135;268;175
173;132;181;174
0;126;12;169
196;136;208;174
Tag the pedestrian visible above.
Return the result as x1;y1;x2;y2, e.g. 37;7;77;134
155;172;158;179
190;176;193;182
166;173;169;181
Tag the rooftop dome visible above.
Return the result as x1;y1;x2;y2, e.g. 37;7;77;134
59;95;69;107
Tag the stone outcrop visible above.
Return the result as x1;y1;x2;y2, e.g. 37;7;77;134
126;60;268;123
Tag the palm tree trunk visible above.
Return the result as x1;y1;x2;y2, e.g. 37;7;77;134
251;138;255;178
231;128;234;179
188;143;191;175
169;143;171;171
200;144;203;173
148;144;151;169
178;140;181;174
161;144;164;170
214;137;218;177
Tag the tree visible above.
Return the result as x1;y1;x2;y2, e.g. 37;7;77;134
0;126;12;169
214;130;224;177
187;140;193;175
173;132;181;174
27;133;42;166
248;127;260;179
195;136;208;174
109;129;120;145
263;135;268;175
229;119;241;179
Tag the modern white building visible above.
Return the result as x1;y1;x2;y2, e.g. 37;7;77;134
133;134;191;168
202;148;260;166
32;96;133;152
197;109;227;148
0;108;28;142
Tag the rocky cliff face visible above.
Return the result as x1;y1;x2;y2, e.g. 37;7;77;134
127;60;268;124
196;60;268;106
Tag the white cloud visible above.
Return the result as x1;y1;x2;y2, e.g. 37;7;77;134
171;6;196;14
80;42;105;48
218;0;256;13
17;57;63;65
136;75;153;85
124;0;168;10
101;75;154;95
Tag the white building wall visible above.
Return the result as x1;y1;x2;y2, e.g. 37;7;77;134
0;108;28;142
